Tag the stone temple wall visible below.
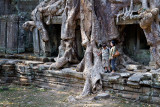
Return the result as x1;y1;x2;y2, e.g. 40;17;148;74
0;59;160;104
0;0;40;54
0;0;64;57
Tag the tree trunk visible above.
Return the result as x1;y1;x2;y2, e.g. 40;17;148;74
49;0;80;69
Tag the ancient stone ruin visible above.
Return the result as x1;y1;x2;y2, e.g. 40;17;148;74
0;0;160;104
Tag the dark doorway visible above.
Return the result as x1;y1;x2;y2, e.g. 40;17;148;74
47;24;61;56
75;25;84;60
47;24;84;59
123;24;150;65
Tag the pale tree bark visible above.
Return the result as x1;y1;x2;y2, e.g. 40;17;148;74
77;0;120;97
138;0;160;67
49;0;80;69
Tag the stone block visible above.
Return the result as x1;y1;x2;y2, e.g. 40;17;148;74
128;73;144;82
121;92;140;100
102;81;113;88
6;15;19;54
142;87;151;95
0;19;7;54
17;21;26;53
134;69;147;72
140;80;152;86
124;86;143;93
0;0;5;15
139;96;150;103
142;73;152;80
127;81;140;88
68;96;76;102
108;75;120;83
102;73;110;80
119;73;133;78
151;88;160;97
151;97;160;105
113;84;125;90
126;64;142;71
94;92;110;100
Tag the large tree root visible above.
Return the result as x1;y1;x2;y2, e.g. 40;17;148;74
139;7;160;67
50;39;79;69
77;42;103;97
49;0;80;69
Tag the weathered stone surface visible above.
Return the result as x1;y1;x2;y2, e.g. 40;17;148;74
144;66;151;72
94;92;110;100
121;92;140;100
119;73;132;78
134;69;147;72
24;61;44;66
126;64;142;71
102;81;113;88
140;80;152;86
151;97;160;105
47;68;84;79
102;74;110;80
6;15;19;54
128;73;144;82
68;96;76;102
151;88;160;97
108;76;120;83
113;84;125;90
0;20;7;53
141;73;152;80
0;77;17;83
1;59;160;105
0;0;40;54
128;72;152;83
139;96;150;103
127;81;140;88
119;69;126;72
124;86;143;93
142;87;151;95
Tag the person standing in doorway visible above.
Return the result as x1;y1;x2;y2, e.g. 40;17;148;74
98;44;111;73
109;40;117;73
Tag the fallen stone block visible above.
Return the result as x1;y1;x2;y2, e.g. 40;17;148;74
94;92;110;100
128;73;144;82
126;64;142;71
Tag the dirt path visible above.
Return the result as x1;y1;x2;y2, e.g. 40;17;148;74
0;84;158;107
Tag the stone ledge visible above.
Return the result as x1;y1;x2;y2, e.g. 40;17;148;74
0;59;160;104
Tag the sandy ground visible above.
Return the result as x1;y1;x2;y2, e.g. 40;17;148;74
0;84;159;107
